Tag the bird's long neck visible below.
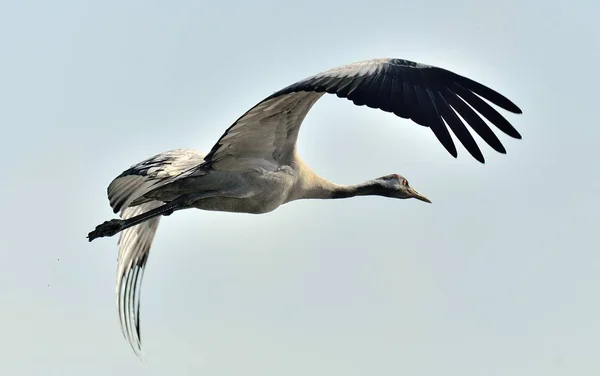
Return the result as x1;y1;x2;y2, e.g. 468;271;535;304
290;159;386;201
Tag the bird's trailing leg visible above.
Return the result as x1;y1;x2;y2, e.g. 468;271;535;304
87;195;191;242
87;218;125;241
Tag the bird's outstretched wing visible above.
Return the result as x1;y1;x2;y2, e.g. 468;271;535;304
106;148;205;356
201;58;522;171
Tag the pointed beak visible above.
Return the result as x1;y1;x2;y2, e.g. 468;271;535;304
408;187;432;203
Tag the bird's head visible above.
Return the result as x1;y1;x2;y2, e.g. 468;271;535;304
375;174;431;203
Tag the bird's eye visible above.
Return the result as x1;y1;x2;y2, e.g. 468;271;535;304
402;179;408;187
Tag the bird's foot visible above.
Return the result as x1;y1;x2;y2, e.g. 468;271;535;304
87;219;124;242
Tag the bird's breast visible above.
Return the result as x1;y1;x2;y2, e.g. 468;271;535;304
191;169;296;214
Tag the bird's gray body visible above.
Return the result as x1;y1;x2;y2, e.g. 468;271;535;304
147;167;298;214
91;57;523;357
138;153;339;214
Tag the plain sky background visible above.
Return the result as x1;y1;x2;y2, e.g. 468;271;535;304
1;0;599;375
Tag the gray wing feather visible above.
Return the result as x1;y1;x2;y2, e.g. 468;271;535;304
115;203;160;357
202;58;522;168
108;149;206;213
204;91;322;172
106;148;205;356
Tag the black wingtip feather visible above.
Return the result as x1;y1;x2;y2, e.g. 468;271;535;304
411;80;457;158
451;70;523;114
450;82;522;140
433;91;485;163
441;87;507;154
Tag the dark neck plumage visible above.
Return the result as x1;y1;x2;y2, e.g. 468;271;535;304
293;175;388;201
329;180;388;199
289;156;388;202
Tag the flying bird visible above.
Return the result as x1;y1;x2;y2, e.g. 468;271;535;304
87;57;522;356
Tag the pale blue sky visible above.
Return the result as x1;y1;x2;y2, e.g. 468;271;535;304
1;0;599;375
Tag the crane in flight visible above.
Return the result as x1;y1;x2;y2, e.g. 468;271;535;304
87;57;522;356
